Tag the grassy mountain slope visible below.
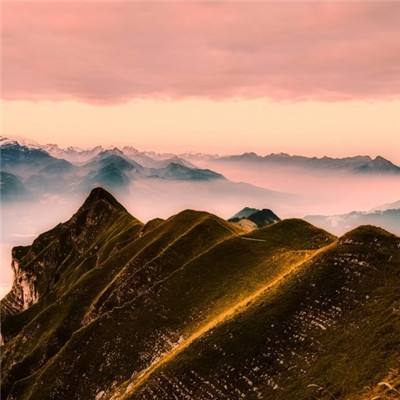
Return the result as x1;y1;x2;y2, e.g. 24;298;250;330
1;190;245;399
1;188;143;394
114;226;400;400
2;198;335;399
1;188;399;400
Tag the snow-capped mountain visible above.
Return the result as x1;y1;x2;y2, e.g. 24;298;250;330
42;144;105;163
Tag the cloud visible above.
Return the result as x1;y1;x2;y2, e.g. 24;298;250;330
2;2;400;103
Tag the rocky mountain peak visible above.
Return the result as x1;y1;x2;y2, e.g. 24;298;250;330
0;188;135;327
80;187;127;213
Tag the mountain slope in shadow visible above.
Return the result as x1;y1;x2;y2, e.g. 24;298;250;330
1;188;399;400
229;207;281;228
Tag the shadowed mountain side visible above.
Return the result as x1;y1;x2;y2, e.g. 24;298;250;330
0;171;29;202
1;188;141;337
1;188;135;312
83;152;144;190
0;188;143;393
0;141;73;173
229;207;280;228
84;210;245;322
1;192;245;398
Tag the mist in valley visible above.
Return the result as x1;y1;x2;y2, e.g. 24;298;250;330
1;150;400;295
194;159;400;216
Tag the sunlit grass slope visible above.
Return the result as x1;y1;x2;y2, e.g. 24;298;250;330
115;227;400;400
2;188;398;400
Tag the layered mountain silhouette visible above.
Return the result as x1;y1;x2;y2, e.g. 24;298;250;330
83;150;144;189
3;137;400;179
217;152;400;174
149;162;224;181
0;141;294;205
305;207;400;235
1;141;77;197
1;188;399;400
0;141;230;201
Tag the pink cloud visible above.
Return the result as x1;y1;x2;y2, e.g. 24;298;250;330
2;2;400;103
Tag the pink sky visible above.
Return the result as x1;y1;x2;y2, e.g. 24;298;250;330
1;1;400;158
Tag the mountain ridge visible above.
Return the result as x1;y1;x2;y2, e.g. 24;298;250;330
1;188;399;400
2;136;399;175
0;140;231;201
122;225;399;400
216;152;400;174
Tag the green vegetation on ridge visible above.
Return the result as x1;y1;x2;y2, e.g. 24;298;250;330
1;188;399;400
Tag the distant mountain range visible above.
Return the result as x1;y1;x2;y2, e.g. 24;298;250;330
216;152;400;174
305;206;400;235
372;199;400;211
0;137;200;167
2;136;400;175
1;187;399;400
1;139;295;228
0;140;228;201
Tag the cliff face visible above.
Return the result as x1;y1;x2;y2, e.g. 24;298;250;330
0;187;141;343
1;251;38;316
1;188;400;400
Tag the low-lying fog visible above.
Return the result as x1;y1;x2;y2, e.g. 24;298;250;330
1;168;400;296
194;160;400;216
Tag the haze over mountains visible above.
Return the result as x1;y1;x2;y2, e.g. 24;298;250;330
1;138;292;240
2;136;400;214
1;188;399;400
305;208;400;236
3;137;400;174
1;136;399;295
0;138;288;201
216;152;400;174
0;139;225;196
2;1;399;397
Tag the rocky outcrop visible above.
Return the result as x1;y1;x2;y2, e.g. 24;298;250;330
0;187;140;342
229;207;280;228
1;253;38;316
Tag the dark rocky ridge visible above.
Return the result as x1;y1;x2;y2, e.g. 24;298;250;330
229;207;280;228
1;188;140;341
